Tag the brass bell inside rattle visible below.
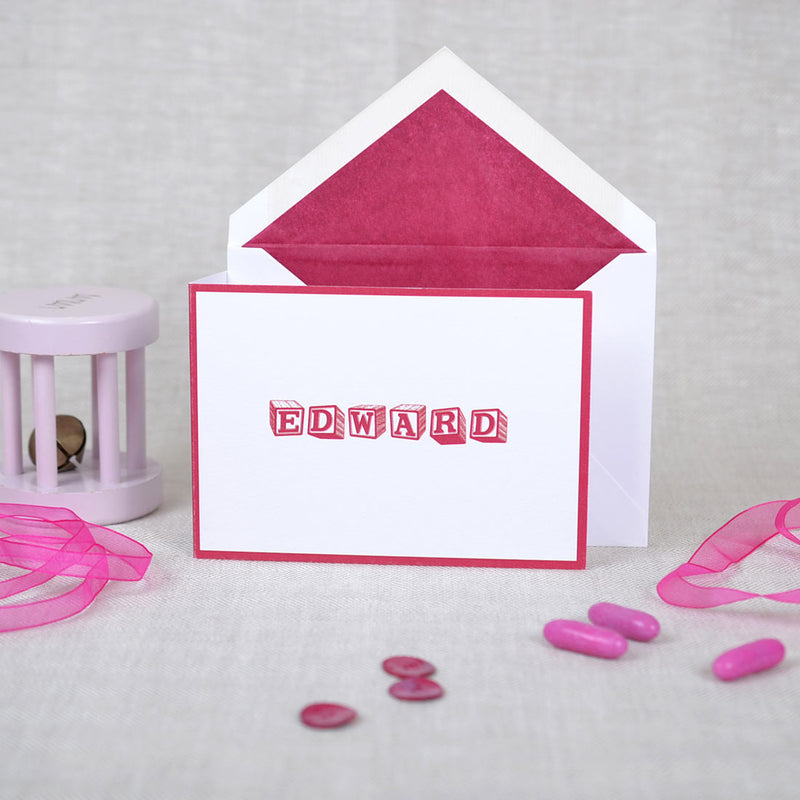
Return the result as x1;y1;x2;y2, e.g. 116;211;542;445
28;414;87;472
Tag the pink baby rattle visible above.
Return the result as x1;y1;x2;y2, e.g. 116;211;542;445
0;287;161;525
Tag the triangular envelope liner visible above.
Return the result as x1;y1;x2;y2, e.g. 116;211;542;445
657;498;800;608
245;91;642;290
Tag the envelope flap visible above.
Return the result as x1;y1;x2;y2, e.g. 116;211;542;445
244;91;642;289
228;48;656;286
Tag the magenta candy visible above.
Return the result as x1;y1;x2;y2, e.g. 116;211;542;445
382;655;436;678
300;703;357;729
544;619;628;659
588;602;660;642
712;638;785;681
389;677;444;701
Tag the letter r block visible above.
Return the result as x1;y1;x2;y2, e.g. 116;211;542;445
470;408;508;443
269;400;304;436
308;405;345;439
430;407;466;445
390;404;426;440
348;405;387;439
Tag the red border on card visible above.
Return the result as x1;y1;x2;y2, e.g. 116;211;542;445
189;283;591;569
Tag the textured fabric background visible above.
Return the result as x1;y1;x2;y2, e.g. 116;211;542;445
1;2;798;798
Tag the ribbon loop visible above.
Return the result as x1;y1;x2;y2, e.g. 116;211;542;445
0;503;152;632
657;498;800;608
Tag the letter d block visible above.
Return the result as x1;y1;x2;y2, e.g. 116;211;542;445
470;408;508;443
308;405;345;439
348;405;387;439
269;400;304;436
390;404;426;440
430;407;466;445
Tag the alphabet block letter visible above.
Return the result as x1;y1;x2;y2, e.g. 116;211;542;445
308;405;345;439
348;405;387;439
469;408;508;443
430;407;466;445
269;400;304;436
390;404;426;440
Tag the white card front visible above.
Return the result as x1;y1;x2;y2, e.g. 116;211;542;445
191;286;590;568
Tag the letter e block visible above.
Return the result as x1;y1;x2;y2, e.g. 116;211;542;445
470;408;508;443
269;400;304;436
430;407;466;445
308;405;345;439
390;404;426;440
348;405;387;439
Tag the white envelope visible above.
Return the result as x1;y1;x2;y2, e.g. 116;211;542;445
219;48;656;548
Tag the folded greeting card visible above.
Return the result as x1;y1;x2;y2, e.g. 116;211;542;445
190;48;656;566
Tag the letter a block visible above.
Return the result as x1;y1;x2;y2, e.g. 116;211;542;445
269;400;304;436
348;405;387;439
430;407;466;445
469;408;508;443
308;405;345;439
390;404;427;440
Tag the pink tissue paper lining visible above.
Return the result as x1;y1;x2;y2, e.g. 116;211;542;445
657;498;800;608
246;91;643;290
0;503;152;631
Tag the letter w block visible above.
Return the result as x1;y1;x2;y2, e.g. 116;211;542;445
348;405;386;439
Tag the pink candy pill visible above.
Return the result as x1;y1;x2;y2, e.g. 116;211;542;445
544;619;628;659
588;602;660;642
389;677;444;701
300;703;357;729
382;656;436;678
712;638;785;681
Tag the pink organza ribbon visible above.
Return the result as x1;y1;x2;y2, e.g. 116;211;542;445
657;497;800;608
0;503;152;631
